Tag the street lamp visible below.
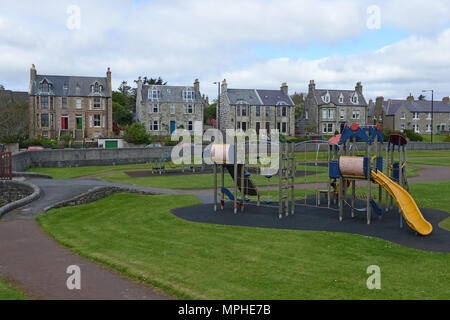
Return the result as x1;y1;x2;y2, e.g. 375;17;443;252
213;82;221;130
422;89;434;143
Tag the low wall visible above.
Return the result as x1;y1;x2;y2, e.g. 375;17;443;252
11;142;450;172
0;180;41;217
12;147;174;171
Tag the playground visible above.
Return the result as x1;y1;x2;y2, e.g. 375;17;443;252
0;123;449;300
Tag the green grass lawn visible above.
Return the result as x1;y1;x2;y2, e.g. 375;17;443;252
37;193;449;300
420;134;450;143
0;279;27;300
408;157;450;166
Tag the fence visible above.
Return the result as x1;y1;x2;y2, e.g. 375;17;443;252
0;152;12;180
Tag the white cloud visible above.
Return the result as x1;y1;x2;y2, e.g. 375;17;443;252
0;0;450;100
222;29;450;100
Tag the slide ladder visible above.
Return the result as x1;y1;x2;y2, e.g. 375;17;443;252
371;170;432;236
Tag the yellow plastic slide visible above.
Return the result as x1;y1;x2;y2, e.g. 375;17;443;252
371;170;433;236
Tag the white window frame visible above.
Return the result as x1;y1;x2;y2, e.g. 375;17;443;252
185;104;194;114
339;94;344;104
152;104;159;113
352;110;360;120
400;124;405;132
426;124;431;132
183;89;194;101
93;97;101;110
413;124;420;133
413;112;419;120
400;112;406;120
76;98;82;109
322;109;327;120
93;114;101;128
170;104;175;114
426;113;432;120
340;109;345;120
351;93;359;104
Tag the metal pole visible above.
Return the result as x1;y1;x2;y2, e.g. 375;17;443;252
367;141;372;225
234;137;238;214
214;163;218;212
291;142;296;215
279;142;283;219
431;90;434;143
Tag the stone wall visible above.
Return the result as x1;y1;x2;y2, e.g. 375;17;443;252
44;186;159;212
0;181;33;207
0;181;40;218
12;147;174;171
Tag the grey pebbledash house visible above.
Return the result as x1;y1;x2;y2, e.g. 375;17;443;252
368;95;450;134
218;80;296;136
300;80;368;135
136;78;206;136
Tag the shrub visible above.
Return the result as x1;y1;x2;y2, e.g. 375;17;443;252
123;123;151;145
403;129;423;142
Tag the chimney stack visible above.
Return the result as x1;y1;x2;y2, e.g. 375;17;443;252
442;96;450;102
221;79;227;93
194;78;200;92
281;82;288;95
355;81;363;94
308;80;315;93
406;93;414;101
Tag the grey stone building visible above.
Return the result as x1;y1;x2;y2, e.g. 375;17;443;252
29;65;113;140
368;95;450;134
300;80;368;135
136;79;205;136
218;80;295;136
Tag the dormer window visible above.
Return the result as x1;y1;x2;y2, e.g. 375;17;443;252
63;83;68;92
339;93;344;104
351;93;359;104
148;87;160;100
40;79;50;93
183;88;194;100
322;92;330;104
75;84;81;95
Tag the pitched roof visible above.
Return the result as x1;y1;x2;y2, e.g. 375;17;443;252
226;88;294;106
314;89;367;107
383;99;450;115
141;84;203;104
30;75;110;97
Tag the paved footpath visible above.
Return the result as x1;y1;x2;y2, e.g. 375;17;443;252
0;178;179;300
0;164;448;299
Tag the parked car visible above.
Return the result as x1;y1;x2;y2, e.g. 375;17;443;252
145;143;163;148
27;146;45;151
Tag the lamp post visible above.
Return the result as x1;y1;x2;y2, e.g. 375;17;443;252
213;82;221;130
422;90;434;143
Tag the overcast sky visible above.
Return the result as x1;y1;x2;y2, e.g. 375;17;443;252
1;0;450;101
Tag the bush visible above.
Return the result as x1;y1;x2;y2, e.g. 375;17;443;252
381;128;402;142
403;129;424;142
123;123;151;145
21;137;57;149
445;135;450;142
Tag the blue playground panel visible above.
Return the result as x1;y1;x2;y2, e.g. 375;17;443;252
329;161;340;179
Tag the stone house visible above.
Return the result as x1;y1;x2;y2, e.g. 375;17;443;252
368;95;450;134
29;65;113;140
218;80;295;136
300;80;368;135
136;79;205;136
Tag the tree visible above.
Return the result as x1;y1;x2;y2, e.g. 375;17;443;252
142;77;167;85
0;101;29;142
123;123;151;145
204;101;217;125
291;92;305;121
418;94;426;101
